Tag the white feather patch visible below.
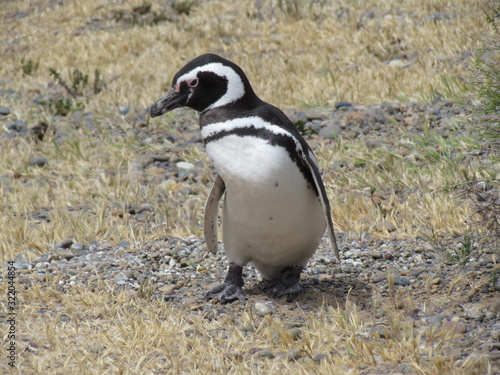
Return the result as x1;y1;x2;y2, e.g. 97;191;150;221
202;116;303;151
176;63;245;109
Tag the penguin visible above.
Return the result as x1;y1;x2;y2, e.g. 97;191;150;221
150;53;340;303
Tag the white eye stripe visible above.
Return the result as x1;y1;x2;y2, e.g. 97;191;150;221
176;63;245;110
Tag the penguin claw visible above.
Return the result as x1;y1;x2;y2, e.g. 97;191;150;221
204;283;246;304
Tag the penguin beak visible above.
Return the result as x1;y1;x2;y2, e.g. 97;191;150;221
150;89;189;117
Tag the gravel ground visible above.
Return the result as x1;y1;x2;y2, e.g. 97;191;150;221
3;97;499;371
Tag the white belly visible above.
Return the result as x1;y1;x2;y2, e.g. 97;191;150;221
206;135;325;280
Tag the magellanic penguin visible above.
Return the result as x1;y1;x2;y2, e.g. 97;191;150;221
150;53;340;303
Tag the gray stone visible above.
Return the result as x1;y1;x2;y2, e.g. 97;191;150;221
425;12;450;22
492;329;500;341
287;348;302;361
488;350;500;361
366;139;390;149
376;221;397;232
335;101;352;109
70;243;85;251
55;249;77;260
395;277;411;286
255;301;275;316
313;353;329;362
119;105;129;115
284;109;308;126
0;107;10;116
319;124;342;139
6;120;28;132
371;325;393;339
257;349;275;359
288;328;302;340
304;108;327;120
56;238;74;249
28;157;48;167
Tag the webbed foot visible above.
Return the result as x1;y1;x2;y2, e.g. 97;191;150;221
204;262;246;303
205;283;246;303
259;266;302;301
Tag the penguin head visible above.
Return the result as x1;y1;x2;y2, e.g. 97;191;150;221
150;53;256;117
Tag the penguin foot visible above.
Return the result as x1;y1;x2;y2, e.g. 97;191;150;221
259;266;302;301
204;262;246;304
204;283;246;303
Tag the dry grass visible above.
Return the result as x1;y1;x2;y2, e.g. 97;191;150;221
0;0;489;108
0;0;498;374
0;283;495;374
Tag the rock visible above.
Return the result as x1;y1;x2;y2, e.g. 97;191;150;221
376;221;397;233
70;243;85;251
176;161;195;170
319;124;342;139
55;248;77;260
287;348;302;361
425;12;450;22
335;101;352;110
114;272;128;285
489;300;500;314
304;108;327;120
442;321;467;334
284;109;307;125
462;305;485;321
56;238;74;249
313;353;329;362
489;350;500;361
119;105;129;115
255;301;275;316
395;277;410;286
0;107;10;116
287;328;302;340
366;139;390;149
256;349;275;359
431;277;441;285
388;59;407;68
28;157;48;167
492;329;500;341
159;284;179;293
182;298;200;309
371;326;393;339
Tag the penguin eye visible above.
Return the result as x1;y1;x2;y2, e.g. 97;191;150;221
188;79;198;88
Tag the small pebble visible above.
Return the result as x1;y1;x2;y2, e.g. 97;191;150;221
255;301;275;316
287;349;302;361
313;353;329;362
395;277;411;286
56;238;74;249
335;101;352;109
176;161;195;170
288;328;302;340
442;321;467;334
28;157;48;167
376;221;397;232
256;349;275;359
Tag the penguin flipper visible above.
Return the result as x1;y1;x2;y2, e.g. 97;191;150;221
301;150;341;260
204;174;225;254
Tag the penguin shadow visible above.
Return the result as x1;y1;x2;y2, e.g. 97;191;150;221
247;275;373;311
